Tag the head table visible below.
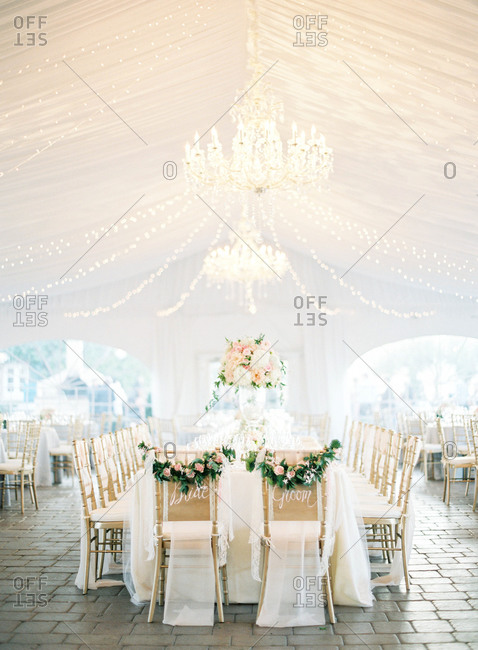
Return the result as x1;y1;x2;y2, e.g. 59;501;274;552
74;413;416;626
76;457;380;626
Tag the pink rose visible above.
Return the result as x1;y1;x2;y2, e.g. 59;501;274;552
187;470;195;479
194;463;204;473
215;453;225;464
287;470;295;479
163;467;171;477
274;465;285;476
173;463;182;472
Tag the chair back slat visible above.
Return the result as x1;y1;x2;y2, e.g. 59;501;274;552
396;435;421;512
6;420;31;458
101;433;122;499
91;436;111;507
22;423;41;468
73;439;97;517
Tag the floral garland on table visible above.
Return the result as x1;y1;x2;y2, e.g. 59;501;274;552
138;442;236;494
207;334;285;410
244;439;341;489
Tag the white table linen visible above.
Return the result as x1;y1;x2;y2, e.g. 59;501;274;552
124;462;374;625
0;439;11;506
36;426;62;487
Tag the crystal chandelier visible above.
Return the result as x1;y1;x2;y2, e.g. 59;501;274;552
202;217;289;314
184;0;333;194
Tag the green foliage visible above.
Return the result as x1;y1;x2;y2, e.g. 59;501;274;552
244;439;341;490
139;442;236;494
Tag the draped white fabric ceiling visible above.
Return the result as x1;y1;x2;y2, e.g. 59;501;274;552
1;0;477;313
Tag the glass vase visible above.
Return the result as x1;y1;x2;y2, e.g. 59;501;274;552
238;385;266;425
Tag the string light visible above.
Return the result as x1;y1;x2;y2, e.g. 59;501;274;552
157;221;225;317
275;213;436;318
64;212;212;318
280;192;478;302
0;193;192;301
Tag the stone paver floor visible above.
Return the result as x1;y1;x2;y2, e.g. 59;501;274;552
0;473;477;649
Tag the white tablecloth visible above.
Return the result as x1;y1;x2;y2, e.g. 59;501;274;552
425;422;453;444
36;426;62;487
123;464;374;612
0;438;11;506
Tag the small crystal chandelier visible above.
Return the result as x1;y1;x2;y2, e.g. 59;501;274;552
202;216;289;314
184;0;333;194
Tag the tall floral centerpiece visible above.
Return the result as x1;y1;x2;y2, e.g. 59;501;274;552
209;335;285;427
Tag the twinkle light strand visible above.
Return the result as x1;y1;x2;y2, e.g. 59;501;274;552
64;212;211;318
286;193;477;301
1;2;214;176
276;212;436;318
0;193;192;302
0;191;187;272
157;220;226;317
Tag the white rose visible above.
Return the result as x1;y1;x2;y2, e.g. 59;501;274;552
250;349;269;369
233;367;252;387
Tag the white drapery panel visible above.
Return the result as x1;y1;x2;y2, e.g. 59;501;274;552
1;0;477;305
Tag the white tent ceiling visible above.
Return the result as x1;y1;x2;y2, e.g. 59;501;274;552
1;0;477;315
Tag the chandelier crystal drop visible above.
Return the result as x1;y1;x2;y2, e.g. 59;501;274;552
184;0;333;194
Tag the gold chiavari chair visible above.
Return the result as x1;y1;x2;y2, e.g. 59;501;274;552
91;435;125;577
0;422;41;514
345;420;363;470
257;452;335;624
382;430;402;504
452;413;472;456
91;437;114;508
5;420;31;459
361;435;421;590
353;428;402;564
344;421;403;561
129;424;152;472
49;417;83;480
73;439;125;593
115;429;134;487
148;451;229;623
437;417;475;506
118;428;137;479
101;433;123;499
470;419;478;512
405;415;441;480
